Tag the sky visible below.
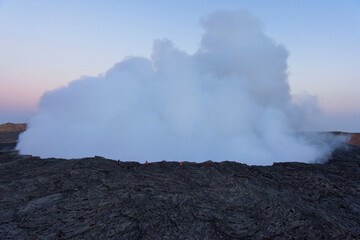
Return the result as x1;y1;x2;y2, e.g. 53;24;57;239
0;0;359;131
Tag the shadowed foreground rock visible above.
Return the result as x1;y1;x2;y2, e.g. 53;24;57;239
1;145;360;239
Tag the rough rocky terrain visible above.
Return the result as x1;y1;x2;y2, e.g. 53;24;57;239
1;124;360;239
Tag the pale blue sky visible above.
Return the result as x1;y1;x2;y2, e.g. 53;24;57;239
0;0;359;129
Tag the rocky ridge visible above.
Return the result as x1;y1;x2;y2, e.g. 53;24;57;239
0;123;27;133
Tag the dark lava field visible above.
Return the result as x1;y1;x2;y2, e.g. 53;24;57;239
1;125;360;239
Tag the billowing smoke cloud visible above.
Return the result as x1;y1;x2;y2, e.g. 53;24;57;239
17;10;346;165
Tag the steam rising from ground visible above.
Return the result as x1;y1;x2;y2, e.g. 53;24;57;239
17;11;345;165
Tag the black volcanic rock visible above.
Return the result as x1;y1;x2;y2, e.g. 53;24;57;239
1;125;360;239
1;146;360;239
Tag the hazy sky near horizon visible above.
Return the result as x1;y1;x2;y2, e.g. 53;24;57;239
0;0;359;131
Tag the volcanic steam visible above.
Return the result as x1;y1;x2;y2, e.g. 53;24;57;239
17;10;344;164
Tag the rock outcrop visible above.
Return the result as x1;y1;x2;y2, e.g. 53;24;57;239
0;123;26;151
332;131;360;148
0;123;27;133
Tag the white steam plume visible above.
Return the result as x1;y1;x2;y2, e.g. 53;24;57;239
17;10;345;165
